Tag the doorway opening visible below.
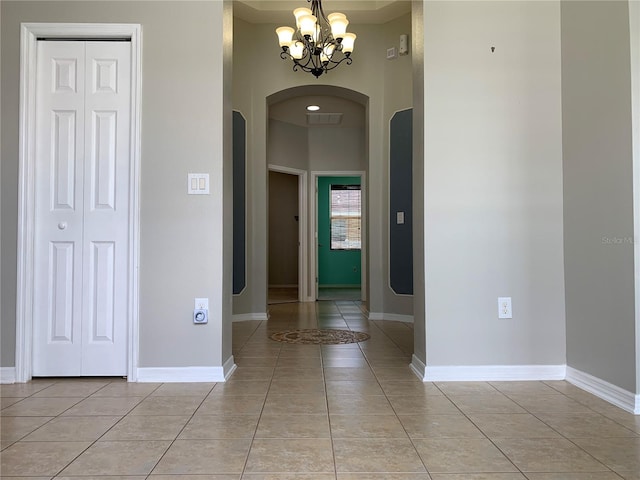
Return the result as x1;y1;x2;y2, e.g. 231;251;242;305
268;167;308;304
267;85;369;305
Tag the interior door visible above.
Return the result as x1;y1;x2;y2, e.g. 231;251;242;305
32;40;131;376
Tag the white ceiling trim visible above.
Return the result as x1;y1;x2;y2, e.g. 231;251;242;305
234;0;411;24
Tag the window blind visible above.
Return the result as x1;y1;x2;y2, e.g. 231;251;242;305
330;185;361;250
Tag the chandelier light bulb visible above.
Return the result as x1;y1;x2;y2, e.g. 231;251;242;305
293;7;312;28
341;32;356;54
327;12;348;39
289;41;305;59
299;14;317;37
276;26;295;48
323;43;335;58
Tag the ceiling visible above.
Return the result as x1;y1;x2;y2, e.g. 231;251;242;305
270;95;365;128
234;0;411;24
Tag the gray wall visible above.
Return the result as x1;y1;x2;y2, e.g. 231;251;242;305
308;127;366;172
1;1;232;370
383;13;414;317
562;0;636;392
268;120;309;172
412;0;426;366
1;1;18;365
423;1;566;366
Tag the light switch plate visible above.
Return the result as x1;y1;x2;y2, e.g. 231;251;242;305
188;174;210;195
396;211;405;224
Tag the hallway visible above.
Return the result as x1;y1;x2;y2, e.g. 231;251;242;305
1;300;640;477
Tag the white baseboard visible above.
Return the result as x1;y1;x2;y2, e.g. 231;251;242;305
410;355;426;380
566;366;640;414
422;364;566;382
1;367;16;384
137;366;229;383
223;355;237;380
232;313;269;322
368;312;414;323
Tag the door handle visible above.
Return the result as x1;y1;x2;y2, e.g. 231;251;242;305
57;222;67;230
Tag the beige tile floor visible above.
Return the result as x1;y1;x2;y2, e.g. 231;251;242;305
267;287;361;304
1;300;640;479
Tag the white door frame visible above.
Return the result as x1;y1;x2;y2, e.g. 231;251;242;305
16;23;142;382
311;171;367;302
268;165;309;302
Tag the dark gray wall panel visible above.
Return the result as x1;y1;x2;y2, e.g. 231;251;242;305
390;109;413;295
233;111;246;295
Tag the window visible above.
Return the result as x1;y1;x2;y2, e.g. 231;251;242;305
330;185;361;250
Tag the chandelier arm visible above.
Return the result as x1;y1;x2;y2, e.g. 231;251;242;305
320;56;352;72
281;48;352;76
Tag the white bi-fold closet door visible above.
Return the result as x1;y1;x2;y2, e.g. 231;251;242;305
32;40;131;376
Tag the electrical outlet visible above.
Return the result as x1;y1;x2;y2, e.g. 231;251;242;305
195;298;209;310
498;297;512;319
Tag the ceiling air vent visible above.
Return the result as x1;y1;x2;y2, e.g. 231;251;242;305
307;112;343;125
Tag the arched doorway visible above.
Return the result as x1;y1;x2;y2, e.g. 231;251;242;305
266;86;369;305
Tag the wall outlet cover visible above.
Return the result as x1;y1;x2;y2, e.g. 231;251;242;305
195;298;209;310
498;297;512;319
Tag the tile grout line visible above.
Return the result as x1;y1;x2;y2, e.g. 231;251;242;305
41;378;161;477
351;305;436;477
142;381;216;477
238;317;277;478
450;384;618;477
443;384;552;478
321;307;340;480
370;344;432;477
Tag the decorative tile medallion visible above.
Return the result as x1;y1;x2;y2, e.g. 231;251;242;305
269;329;370;345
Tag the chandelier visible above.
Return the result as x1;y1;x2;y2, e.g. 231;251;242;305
275;0;356;78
